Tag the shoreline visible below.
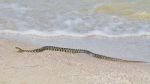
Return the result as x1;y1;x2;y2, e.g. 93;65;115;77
0;39;150;84
1;34;150;62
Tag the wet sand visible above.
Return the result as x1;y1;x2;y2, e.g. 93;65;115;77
0;39;150;84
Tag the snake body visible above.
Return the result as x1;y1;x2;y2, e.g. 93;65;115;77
16;46;145;63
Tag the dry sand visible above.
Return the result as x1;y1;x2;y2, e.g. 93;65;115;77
0;39;150;84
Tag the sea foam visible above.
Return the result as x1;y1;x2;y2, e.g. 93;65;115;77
0;1;150;38
0;29;150;38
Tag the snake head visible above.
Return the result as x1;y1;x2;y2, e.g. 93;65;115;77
15;47;24;53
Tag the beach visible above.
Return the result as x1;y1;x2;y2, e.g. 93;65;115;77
0;39;149;84
0;0;150;84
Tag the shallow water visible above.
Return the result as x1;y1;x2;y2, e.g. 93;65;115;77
0;0;150;37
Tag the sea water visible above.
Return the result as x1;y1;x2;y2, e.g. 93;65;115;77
0;0;150;62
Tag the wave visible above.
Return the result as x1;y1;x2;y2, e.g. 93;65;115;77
0;1;150;38
0;30;150;38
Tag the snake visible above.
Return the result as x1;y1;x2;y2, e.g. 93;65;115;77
16;46;145;63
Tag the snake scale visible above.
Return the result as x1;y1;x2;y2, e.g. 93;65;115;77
16;46;145;63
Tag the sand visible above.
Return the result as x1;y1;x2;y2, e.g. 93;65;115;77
0;39;150;84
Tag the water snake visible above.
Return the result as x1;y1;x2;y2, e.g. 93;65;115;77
16;46;145;63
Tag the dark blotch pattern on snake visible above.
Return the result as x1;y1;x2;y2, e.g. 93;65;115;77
16;46;145;63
